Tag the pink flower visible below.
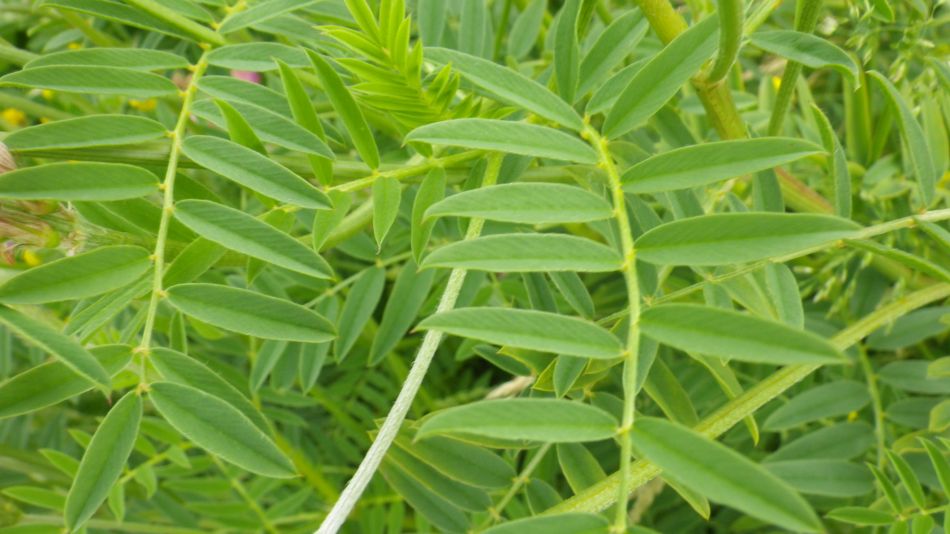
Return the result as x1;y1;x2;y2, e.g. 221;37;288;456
230;70;261;84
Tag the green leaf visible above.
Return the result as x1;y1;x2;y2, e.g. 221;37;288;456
181;135;331;209
276;59;333;185
419;307;621;359
373;176;401;249
369;261;435;365
398;434;515;489
0;66;177;97
0;246;151;304
166;283;335;342
218;0;312;32
603;15;719;138
148;382;295;478
750;30;858;83
25;48;188;71
886;450;926;509
765;423;874;462
640;304;845;365
174;200;332;279
406;119;597;164
411;168;445;263
621;138;823;193
0;308;111;391
425;183;612;224
868;72;936;207
306;49;379;169
425;48;583;131
554;0;581;103
577;9;648;98
765;459;872;497
379;461;469;533
637;213;860;266
919;439;950;496
0;162;158;201
149;348;269;433
422;234;622;272
4;115;168;151
763;381;870;430
0;345;130;419
417;399;617;442
312;191;352;251
335;267;385;361
811;104;852;217
827;507;895;526
508;0;545;59
878;360;950;394
631;417;821;532
65;391;141;531
482;513;609;534
206;43;309;72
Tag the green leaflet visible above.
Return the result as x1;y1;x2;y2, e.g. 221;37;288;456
482;513;609;534
640;304;845;365
621;138;823;194
379;461;469;532
631;417;821;532
65;391;141;532
636;213;861;265
42;0;194;42
0;65;177;97
826;507;895;526
553;0;580;104
369;261;435;365
4;115;168;151
181;135;331;209
306;49;380;169
334;267;386;361
276;59;333;185
417;399;618;442
418;307;622;359
0;308;111;391
763;381;870;431
386;444;491;512
0;162;158;201
425;48;583;131
25;48;188;70
206;43;309;71
410;168;445;263
166;283;336;343
811;104;852;217
198;75;290;116
312;191;352;251
373;176;401;249
750;30;858;84
868;71;937;207
0;345;130;419
218;0;312;33
508;0;545;59
0;246;151;304
765;460;873;497
148;382;295;478
215;99;267;153
397;433;515;489
149;348;269;433
421;234;622;272
602;15;719;138
173;200;333;279
405;119;598;164
425;183;612;224
577;9;647;98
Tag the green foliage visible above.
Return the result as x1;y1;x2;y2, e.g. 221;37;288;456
0;0;947;532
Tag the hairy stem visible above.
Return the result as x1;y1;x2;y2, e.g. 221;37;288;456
315;154;504;534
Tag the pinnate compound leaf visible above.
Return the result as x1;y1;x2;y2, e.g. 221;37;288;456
637;213;860;266
419;307;621;359
166;283;335;342
181;135;331;209
4;115;168;151
482;513;609;534
603;16;719;138
750;30;858;83
0;345;130;419
640;304;845;365
631;417;822;532
0;162;158;201
422;234;622;272
621;138;823;193
417;399;617;442
148;382;295;478
406;119;597;164
426;183;612;224
65;392;141;531
174;200;332;279
425;47;583;130
0;308;111;390
0;66;177;97
0;246;151;304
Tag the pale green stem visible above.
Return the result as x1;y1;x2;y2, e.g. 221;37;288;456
483;443;553;527
547;282;950;514
585;126;641;533
137;53;209;379
315;154;504;534
706;0;743;83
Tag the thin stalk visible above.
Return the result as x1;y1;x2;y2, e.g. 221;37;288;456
315;154;504;534
483;443;553;526
856;346;887;469
136;52;209;379
547;282;950;514
766;0;823;135
706;0;743;83
585;126;641;533
212;456;280;534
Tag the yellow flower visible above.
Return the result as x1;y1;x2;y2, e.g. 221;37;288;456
22;249;41;267
67;42;82;50
129;98;157;112
1;108;26;127
41;90;54;101
771;76;782;91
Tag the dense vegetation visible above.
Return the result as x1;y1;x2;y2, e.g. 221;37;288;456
0;0;947;532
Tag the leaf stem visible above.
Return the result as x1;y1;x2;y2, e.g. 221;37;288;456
585;126;641;533
137;52;209;380
706;0;743;83
314;153;504;534
766;0;823;135
483;443;552;527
